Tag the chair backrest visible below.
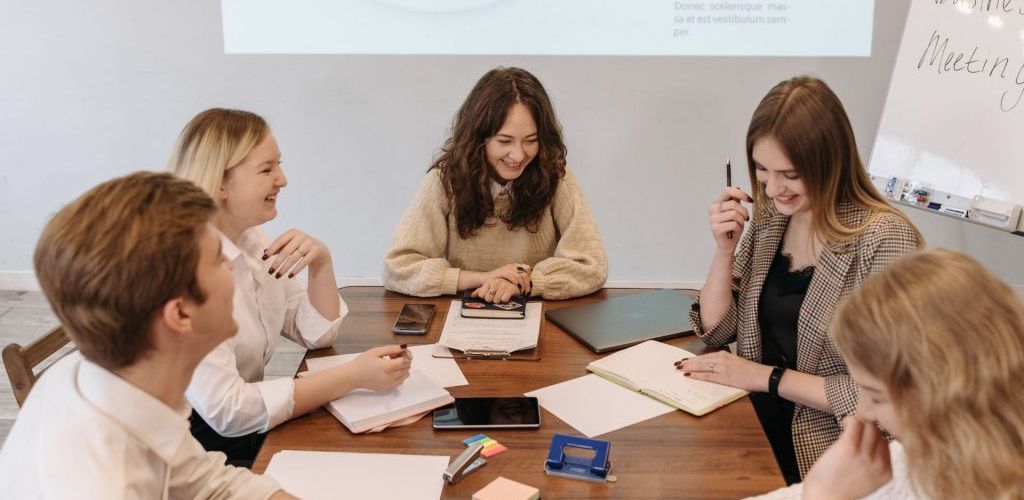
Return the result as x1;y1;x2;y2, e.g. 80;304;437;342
3;325;73;407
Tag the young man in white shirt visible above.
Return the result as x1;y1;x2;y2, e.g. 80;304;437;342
0;172;295;499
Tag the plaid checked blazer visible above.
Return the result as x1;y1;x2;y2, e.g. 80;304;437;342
688;201;922;477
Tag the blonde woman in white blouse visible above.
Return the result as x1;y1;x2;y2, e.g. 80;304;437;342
170;108;411;464
753;249;1024;499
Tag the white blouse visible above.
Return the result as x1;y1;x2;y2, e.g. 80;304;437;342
186;227;347;436
747;441;918;499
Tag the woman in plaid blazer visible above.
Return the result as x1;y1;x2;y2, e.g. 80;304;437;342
678;76;923;483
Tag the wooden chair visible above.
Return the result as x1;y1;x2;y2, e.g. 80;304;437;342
3;325;73;407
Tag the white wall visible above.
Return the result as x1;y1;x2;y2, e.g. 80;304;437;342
2;0;1022;292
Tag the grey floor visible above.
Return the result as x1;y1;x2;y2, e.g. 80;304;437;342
0;290;306;447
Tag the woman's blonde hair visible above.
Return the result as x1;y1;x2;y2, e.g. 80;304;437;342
168;108;268;200
833;248;1024;499
746;76;922;249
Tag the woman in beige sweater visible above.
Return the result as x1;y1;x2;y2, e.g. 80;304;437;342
383;67;607;303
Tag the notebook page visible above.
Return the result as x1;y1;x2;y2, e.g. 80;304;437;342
587;340;695;389
588;340;746;415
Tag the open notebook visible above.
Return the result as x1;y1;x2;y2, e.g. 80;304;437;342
586;340;748;417
300;356;454;434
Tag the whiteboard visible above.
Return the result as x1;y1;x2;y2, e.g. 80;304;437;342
869;0;1024;232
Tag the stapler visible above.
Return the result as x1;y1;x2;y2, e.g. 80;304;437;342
443;440;487;484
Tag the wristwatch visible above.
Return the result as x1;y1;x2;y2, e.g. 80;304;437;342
768;366;786;397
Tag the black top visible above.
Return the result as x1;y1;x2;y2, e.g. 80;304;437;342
751;244;814;484
759;249;813;370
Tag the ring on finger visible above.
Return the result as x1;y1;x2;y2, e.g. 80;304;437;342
709;362;716;372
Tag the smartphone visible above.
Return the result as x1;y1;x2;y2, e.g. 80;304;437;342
392;303;435;335
432;397;541;429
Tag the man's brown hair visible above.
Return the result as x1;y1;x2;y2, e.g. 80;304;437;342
34;172;216;370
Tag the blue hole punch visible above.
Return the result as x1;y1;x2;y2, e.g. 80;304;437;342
544;434;616;483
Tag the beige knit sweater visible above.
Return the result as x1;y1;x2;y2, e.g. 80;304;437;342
383;166;608;300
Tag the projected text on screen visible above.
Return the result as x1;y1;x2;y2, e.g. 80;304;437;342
222;0;874;57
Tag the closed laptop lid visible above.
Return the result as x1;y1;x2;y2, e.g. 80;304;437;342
545;289;695;353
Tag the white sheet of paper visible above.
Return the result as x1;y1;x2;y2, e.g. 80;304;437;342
438;300;542;353
304;344;468;388
266;450;449;500
525;374;675;438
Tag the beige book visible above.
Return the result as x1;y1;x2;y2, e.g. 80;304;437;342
586;340;748;416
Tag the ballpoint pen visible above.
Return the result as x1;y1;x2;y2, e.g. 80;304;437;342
726;156;734;239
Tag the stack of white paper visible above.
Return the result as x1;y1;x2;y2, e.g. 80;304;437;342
266;450;450;500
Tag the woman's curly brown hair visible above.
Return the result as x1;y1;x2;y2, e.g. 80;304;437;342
430;67;568;239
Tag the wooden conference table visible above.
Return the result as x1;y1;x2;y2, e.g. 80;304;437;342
253;287;785;498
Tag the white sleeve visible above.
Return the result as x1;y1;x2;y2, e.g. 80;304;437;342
280;274;347;349
170;437;282;499
186;340;296;435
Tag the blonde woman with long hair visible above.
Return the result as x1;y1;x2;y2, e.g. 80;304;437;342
170;108;411;465
677;76;923;482
755;248;1024;499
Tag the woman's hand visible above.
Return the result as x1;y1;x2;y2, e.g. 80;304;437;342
264;229;331;279
708;187;752;253
674;350;773;392
345;345;412;391
802;417;893;500
472;263;531;303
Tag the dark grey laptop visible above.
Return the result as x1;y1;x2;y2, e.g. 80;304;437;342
545;289;696;353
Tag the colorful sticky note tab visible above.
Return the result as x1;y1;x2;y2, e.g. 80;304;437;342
479;437;498;447
480;443;508;458
463;434;488;446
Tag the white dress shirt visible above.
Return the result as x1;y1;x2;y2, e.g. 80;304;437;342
0;352;281;499
187;227;347;436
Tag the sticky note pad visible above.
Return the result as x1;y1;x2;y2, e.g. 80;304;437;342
463;434;488;446
473;476;540;500
479;437;498;447
480;443;507;458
